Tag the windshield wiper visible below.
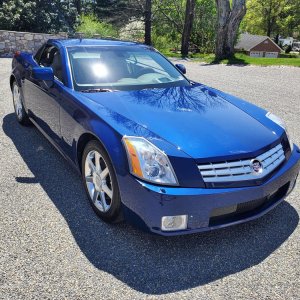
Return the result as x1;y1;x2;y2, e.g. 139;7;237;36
81;88;117;93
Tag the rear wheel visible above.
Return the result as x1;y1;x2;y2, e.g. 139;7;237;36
82;140;122;223
12;81;30;125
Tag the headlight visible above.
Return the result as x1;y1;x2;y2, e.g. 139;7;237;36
266;112;293;151
123;136;178;185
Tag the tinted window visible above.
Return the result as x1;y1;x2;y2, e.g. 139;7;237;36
34;44;46;63
67;46;189;91
39;46;64;83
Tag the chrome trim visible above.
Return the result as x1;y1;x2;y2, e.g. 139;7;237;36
198;144;285;183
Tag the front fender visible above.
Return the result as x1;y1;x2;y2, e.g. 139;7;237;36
85;119;128;177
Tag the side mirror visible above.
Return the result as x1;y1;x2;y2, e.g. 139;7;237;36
32;67;54;82
175;64;186;74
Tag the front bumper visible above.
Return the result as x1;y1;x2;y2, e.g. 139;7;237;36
118;146;300;236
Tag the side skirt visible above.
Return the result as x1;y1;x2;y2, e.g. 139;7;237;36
29;117;81;175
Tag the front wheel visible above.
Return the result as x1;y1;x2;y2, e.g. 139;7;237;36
12;81;30;125
82;140;122;223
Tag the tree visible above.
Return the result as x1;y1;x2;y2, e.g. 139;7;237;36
76;15;118;38
215;0;246;59
94;0;142;26
0;0;79;33
153;0;216;54
181;0;196;56
241;0;300;37
74;0;82;15
144;0;152;45
192;0;217;53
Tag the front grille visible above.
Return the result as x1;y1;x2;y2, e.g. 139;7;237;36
198;143;285;183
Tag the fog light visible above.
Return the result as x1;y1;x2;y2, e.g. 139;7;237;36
161;215;188;231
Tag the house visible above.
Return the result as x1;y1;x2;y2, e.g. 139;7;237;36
235;33;282;58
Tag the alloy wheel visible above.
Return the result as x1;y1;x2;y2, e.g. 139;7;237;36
13;84;23;119
84;150;113;212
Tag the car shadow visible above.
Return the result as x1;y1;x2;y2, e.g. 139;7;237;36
3;113;299;295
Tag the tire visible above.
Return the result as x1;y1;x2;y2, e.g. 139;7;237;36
12;81;30;125
81;140;122;223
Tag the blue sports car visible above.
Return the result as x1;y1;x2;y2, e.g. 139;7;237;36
10;39;300;235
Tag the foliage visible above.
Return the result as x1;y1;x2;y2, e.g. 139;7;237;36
0;0;298;59
285;45;292;53
192;0;216;53
0;0;79;33
152;29;181;50
241;0;300;37
76;15;118;38
94;0;143;26
152;0;216;53
151;0;184;51
119;20;144;42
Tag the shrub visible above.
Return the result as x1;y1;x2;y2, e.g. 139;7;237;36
76;15;118;38
285;45;292;54
119;20;144;42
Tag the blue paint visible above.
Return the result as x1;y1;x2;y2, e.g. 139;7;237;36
10;38;300;235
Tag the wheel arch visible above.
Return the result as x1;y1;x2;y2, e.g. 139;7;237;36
76;128;128;177
76;130;124;172
76;132;102;173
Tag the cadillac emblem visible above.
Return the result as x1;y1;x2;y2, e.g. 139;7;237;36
250;159;263;175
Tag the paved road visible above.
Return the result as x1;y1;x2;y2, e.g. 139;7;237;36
0;58;299;299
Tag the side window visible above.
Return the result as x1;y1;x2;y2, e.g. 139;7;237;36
34;44;46;63
50;51;63;83
39;46;54;67
39;45;64;84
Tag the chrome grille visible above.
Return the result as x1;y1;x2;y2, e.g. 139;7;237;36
198;143;285;183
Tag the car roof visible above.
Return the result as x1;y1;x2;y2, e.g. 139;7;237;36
48;38;147;48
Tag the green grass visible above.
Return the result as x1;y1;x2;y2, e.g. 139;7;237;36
160;49;183;58
163;51;300;67
216;53;300;67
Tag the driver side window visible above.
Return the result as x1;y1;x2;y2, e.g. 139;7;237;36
39;46;64;84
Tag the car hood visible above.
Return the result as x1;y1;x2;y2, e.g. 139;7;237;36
82;84;280;160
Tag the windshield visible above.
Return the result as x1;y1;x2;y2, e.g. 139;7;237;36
67;46;189;91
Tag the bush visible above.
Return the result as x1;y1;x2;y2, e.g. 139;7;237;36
119;20;144;42
0;0;79;33
76;15;118;38
285;45;292;54
152;33;179;51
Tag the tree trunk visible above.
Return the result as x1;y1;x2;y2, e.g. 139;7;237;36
181;0;196;57
215;0;246;60
274;33;279;45
75;0;82;15
144;0;152;45
267;21;272;37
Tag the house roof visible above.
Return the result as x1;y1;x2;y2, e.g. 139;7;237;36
235;33;281;51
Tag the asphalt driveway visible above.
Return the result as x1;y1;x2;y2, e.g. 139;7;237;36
0;58;299;299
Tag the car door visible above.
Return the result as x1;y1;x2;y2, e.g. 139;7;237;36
24;45;63;146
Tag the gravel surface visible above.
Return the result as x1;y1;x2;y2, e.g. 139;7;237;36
0;58;299;300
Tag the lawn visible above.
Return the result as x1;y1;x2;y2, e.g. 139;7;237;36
212;53;300;67
162;51;300;67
